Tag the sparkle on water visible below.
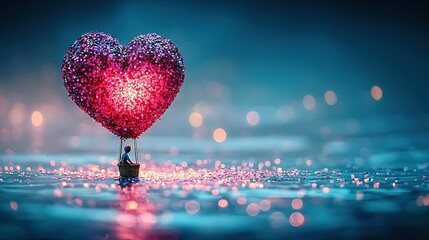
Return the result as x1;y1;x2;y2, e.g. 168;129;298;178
1;147;429;239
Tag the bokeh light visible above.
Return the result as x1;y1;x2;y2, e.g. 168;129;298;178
356;192;364;201
303;95;316;110
246;111;260;126
322;187;330;193
218;199;228;208
31;111;44;127
371;86;383;100
259;199;271;211
116;214;137;228
189;112;203;127
246;203;260;216
291;198;303;210
269;212;286;229
185;200;200;214
126;201;138;210
213;128;227;143
9;103;26;126
324;90;337;106
289;212;305;227
193;101;210;117
10;201;18;211
237;197;247;205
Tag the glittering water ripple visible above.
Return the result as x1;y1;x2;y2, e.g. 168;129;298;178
1;152;429;240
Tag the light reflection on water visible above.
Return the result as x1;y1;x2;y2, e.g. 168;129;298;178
1;132;429;240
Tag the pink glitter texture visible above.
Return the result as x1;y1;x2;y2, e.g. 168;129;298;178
62;32;185;139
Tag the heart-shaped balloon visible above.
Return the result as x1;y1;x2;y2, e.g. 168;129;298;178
62;32;185;139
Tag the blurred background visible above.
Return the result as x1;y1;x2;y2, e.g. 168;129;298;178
0;0;429;156
1;2;429;239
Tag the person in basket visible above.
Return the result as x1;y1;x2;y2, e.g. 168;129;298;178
120;146;134;165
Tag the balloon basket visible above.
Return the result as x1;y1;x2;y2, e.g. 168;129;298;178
117;163;140;178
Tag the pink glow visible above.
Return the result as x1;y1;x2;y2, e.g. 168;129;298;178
322;187;330;193
127;201;139;210
289;212;305;227
117;214;137;228
10;201;18;211
237;197;247;205
218;199;228;208
246;111;260;126
259;199;271;211
246;203;260;216
185;200;200;214
291;198;303;210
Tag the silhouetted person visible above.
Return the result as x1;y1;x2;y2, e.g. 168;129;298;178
121;146;134;165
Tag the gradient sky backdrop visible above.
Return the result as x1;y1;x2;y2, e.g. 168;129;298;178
0;0;429;153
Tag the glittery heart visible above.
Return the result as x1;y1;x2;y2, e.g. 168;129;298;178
62;32;185;139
